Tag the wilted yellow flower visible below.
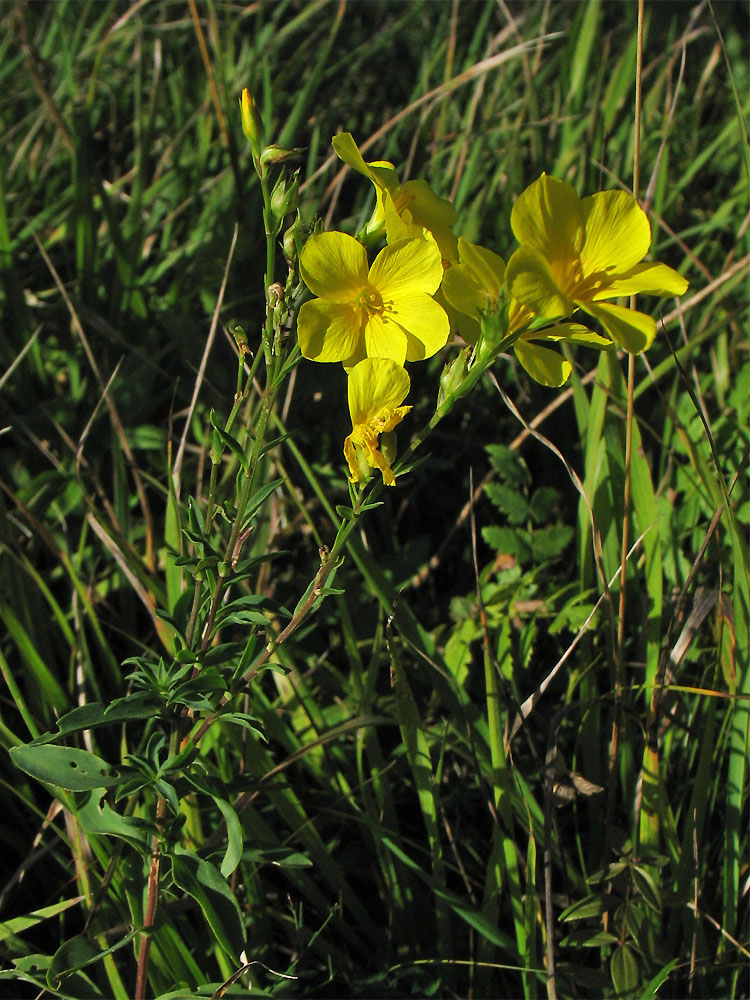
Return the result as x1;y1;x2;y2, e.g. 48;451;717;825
344;358;412;486
505;173;688;354
297;231;449;367
332;132;459;262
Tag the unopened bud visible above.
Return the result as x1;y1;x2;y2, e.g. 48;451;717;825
229;322;249;354
438;347;470;409
282;224;297;262
270;169;300;222
239;89;264;157
260;144;305;168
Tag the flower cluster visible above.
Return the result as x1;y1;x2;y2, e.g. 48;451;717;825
295;134;688;484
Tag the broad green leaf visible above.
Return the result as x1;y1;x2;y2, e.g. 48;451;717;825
169;847;245;960
610;942;639;995
29;693;161;746
10;744;119;790
77;788;151;847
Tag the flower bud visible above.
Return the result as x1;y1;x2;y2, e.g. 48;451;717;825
229;322;249;355
270;169;300;222
239;89;264;157
260;144;305;168
437;347;470;409
282;223;297;262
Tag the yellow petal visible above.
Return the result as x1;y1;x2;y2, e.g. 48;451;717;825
343;434;361;483
347;358;410;425
511;173;584;263
300;232;368;301
401;179;459;261
591;261;689;299
397;295;451;361
457;238;506;297
331;133;399;191
528;322;611;347
515;339;572;387
580;190;651;277
369;236;444;298
581;301;657;353
442;263;487;317
369;446;397;486
506;246;573;319
364;314;408;365
297;299;362;362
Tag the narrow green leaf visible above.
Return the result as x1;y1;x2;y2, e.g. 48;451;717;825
212;797;244;878
48;930;138;991
0;897;83;944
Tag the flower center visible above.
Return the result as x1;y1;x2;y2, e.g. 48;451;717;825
393;188;415;215
557;258;607;302
360;286;384;316
357;284;395;324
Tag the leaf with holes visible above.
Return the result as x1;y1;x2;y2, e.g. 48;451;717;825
10;745;120;790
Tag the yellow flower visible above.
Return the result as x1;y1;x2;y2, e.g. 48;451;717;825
442;237;609;387
344;358;412;486
505;173;688;353
441;237;508;344
332;132;459;262
297;231;449;367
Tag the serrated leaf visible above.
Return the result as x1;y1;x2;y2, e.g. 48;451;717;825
485;444;530;487
484;483;528;524
529;485;561;523
640;958;678;997
10;745;120;790
531;523;573;561
482;525;531;564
